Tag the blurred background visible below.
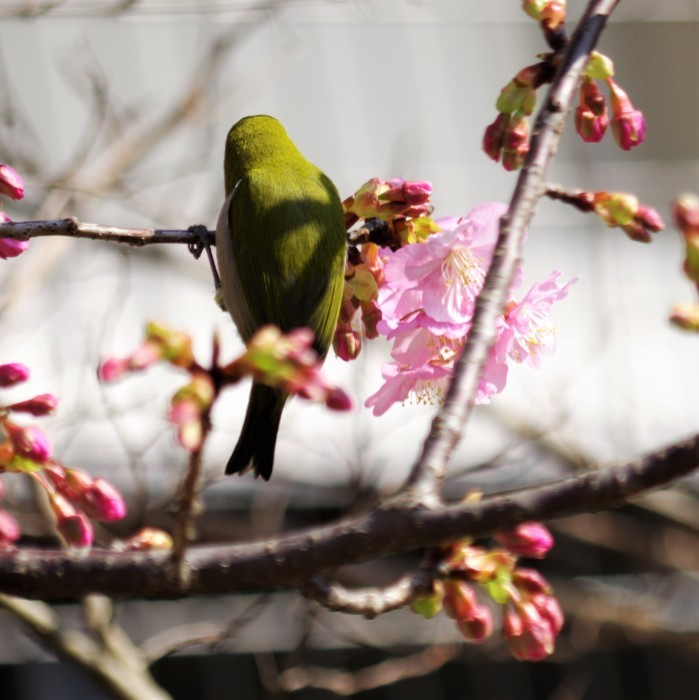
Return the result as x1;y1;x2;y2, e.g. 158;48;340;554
0;1;698;698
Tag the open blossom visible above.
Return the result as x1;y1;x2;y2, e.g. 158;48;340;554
365;203;574;416
497;272;578;368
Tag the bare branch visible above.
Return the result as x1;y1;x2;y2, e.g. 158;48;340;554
0;218;213;247
0;432;695;601
402;0;621;503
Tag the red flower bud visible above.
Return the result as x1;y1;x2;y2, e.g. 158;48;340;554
80;478;127;522
606;78;647;151
483;113;509;163
49;492;93;548
495;522;554;558
0;164;24;200
0;363;29;387
6;423;52;463
575;78;608;143
8;393;59;416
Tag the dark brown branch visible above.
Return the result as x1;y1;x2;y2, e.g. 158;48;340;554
402;0;620;503
0;219;213;247
0;432;695;601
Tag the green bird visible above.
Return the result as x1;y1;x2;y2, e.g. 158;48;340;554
216;115;347;480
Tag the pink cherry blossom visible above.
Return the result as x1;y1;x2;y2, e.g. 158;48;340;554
497;271;578;368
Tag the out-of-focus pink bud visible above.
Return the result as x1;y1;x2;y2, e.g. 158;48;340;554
333;324;362;362
503;602;556;661
0;216;30;260
0;164;24;200
483;113;509;163
122;526;173;551
606;78;647;151
672;193;699;234
495;522;554;558
636;204;664;233
8;393;59;416
98;357;128;382
49;492;93;548
169;396;203;451
456;606;494;644
670;303;699;331
0;363;30;387
575;78;608;143
359;299;381;339
512;568;552;595
129;341;162;370
6;423;52;463
80;478;127;522
325;386;353;411
0;509;20;547
531;592;564;636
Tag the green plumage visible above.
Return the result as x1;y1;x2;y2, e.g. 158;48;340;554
216;116;346;480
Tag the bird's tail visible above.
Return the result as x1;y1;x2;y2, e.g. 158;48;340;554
225;383;288;480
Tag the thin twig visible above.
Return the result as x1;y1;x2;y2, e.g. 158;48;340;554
402;0;620;505
0;218;213;247
277;645;461;695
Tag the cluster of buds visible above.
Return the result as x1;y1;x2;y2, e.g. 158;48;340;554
483;63;551;171
574;54;647;151
522;0;566;31
0;163;29;259
101;322;352;453
0;362;127;548
337;178;438;361
551;188;664;243
343;177;433;230
590;190;664;243
669;194;699;331
411;521;563;661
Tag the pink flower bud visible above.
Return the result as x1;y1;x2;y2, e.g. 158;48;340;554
169;396;203;451
80;478;127;522
98;357;128;382
672;193;699;234
6;423;52;463
456;606;494;644
0;164;24;200
122;526;173;551
635;204;664;233
0;508;20;547
606;78;647;151
49;492;93;548
503;603;556;661
0;226;30;260
495;522;554;558
0;363;29;387
501;115;530;172
483;113;509;163
8;393;59;416
333;325;362;361
325;386;353;411
512;568;552;595
575;78;608;143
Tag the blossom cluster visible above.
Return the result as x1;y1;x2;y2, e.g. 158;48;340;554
100;322;352;453
0;363;126;548
338;184;576;415
411;521;564;661
0;163;28;259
